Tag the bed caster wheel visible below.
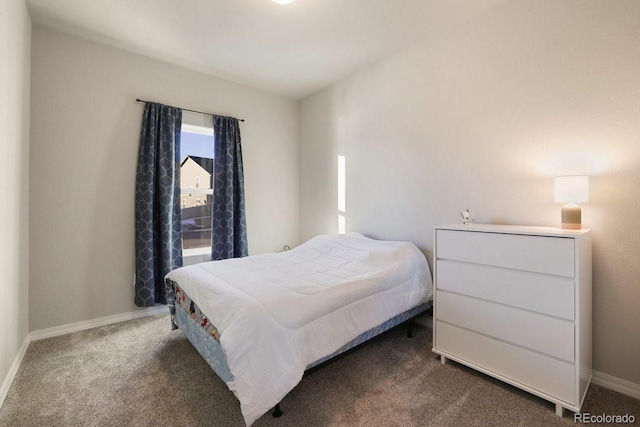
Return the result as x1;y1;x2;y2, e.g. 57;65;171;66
407;321;414;338
272;404;283;418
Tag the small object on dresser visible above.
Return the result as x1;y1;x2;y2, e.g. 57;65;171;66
460;209;474;225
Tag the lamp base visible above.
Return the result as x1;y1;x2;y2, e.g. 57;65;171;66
561;203;581;230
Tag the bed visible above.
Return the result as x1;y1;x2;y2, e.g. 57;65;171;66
165;232;433;426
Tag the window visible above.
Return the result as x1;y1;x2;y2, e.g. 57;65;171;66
338;155;346;234
180;112;214;255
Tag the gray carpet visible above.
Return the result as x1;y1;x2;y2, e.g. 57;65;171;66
1;315;638;427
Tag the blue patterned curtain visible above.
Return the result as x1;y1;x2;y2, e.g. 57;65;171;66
135;102;183;306
211;115;248;260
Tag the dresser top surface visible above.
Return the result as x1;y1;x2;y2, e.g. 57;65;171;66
435;223;591;238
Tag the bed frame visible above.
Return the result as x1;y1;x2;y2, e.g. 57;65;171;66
167;278;430;420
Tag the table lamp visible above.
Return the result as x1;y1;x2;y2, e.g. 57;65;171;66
554;175;589;230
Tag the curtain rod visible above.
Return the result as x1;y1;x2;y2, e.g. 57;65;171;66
135;98;245;122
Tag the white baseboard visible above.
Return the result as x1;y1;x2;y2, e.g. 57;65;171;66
592;371;640;400
30;305;170;341
0;333;31;409
1;306;169;409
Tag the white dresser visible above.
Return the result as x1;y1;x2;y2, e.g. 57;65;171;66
432;224;592;416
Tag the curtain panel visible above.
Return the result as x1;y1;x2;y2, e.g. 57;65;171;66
134;102;183;307
211;115;248;260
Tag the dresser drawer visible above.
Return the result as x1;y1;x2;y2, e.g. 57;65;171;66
436;230;575;278
436;260;575;320
436;291;574;362
436;321;575;404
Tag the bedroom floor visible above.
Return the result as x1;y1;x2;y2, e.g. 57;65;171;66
1;314;638;426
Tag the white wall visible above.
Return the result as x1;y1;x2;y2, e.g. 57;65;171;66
0;0;31;396
300;0;640;385
30;26;300;331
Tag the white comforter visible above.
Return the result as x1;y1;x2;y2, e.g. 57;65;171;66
166;232;433;426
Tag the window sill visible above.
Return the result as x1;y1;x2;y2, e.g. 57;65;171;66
182;247;211;266
183;247;211;257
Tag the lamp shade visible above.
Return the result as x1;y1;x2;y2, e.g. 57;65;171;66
554;175;589;203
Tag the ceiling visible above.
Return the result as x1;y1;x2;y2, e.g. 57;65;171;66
26;0;508;99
